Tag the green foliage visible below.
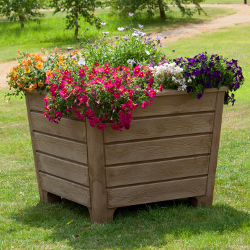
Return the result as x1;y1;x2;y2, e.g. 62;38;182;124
0;0;45;28
50;0;103;37
108;0;205;19
82;25;165;68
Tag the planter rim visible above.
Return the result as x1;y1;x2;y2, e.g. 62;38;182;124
28;86;229;97
156;86;229;97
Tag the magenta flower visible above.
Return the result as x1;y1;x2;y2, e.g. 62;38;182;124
97;123;106;130
78;69;85;77
111;124;121;131
139;72;144;77
114;92;121;99
141;102;149;109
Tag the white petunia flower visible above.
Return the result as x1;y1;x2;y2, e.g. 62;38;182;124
117;27;125;32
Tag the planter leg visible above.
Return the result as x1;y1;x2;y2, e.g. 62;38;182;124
42;191;61;203
88;207;116;223
189;196;213;207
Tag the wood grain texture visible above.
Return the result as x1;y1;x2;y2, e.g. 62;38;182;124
86;123;114;223
34;132;87;164
37;153;89;186
25;96;46;201
108;176;207;208
105;134;212;165
201;91;226;205
31;112;86;142
106;155;209;187
155;87;228;97
40;172;90;207
27;92;46;112
132;92;217;118
104;113;214;143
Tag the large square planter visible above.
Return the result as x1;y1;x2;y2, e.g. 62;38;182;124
25;87;227;223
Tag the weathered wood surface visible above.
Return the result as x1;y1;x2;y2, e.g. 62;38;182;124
104;113;214;143
27;92;46;112
25;95;45;201
132;92;217;118
34;132;87;164
106;155;209;187
37;153;89;186
105;134;212;165
200;91;226;205
31;112;86;142
86;123;115;223
108;176;207;208
39;172;90;207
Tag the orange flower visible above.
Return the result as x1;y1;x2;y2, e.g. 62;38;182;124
26;53;29;58
17;83;25;89
25;67;31;73
59;55;64;62
40;48;43;53
46;70;53;76
17;50;21;56
36;62;43;70
34;54;42;61
55;46;58;52
38;81;44;87
25;83;37;92
30;53;36;57
73;50;78;55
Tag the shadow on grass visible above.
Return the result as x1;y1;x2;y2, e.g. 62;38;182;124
11;198;250;249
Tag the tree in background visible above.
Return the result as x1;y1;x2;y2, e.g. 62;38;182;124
107;0;204;20
50;0;102;37
0;0;45;29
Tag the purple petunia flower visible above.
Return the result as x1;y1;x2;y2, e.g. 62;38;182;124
205;81;212;88
156;36;163;41
128;12;134;17
197;93;203;99
139;24;144;28
123;36;129;40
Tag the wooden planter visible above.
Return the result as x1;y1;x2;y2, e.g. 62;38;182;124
25;87;227;223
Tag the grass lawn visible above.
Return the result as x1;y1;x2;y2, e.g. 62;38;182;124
0;6;235;62
0;22;249;250
204;0;247;4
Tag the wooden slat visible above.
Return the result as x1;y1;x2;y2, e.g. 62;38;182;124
155;86;229;97
107;176;207;208
132;92;217;118
202;91;226;205
40;172;90;207
25;95;45;201
86;123;115;223
106;155;209;187
31;112;86;142
105;134;212;165
104;113;214;143
27;92;46;111
37;153;89;186
34;132;87;164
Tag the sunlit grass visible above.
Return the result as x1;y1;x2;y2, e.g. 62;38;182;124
0;7;235;62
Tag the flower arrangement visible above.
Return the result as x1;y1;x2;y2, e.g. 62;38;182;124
5;22;244;131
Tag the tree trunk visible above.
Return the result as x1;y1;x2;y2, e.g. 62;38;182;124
158;0;166;19
19;6;25;29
